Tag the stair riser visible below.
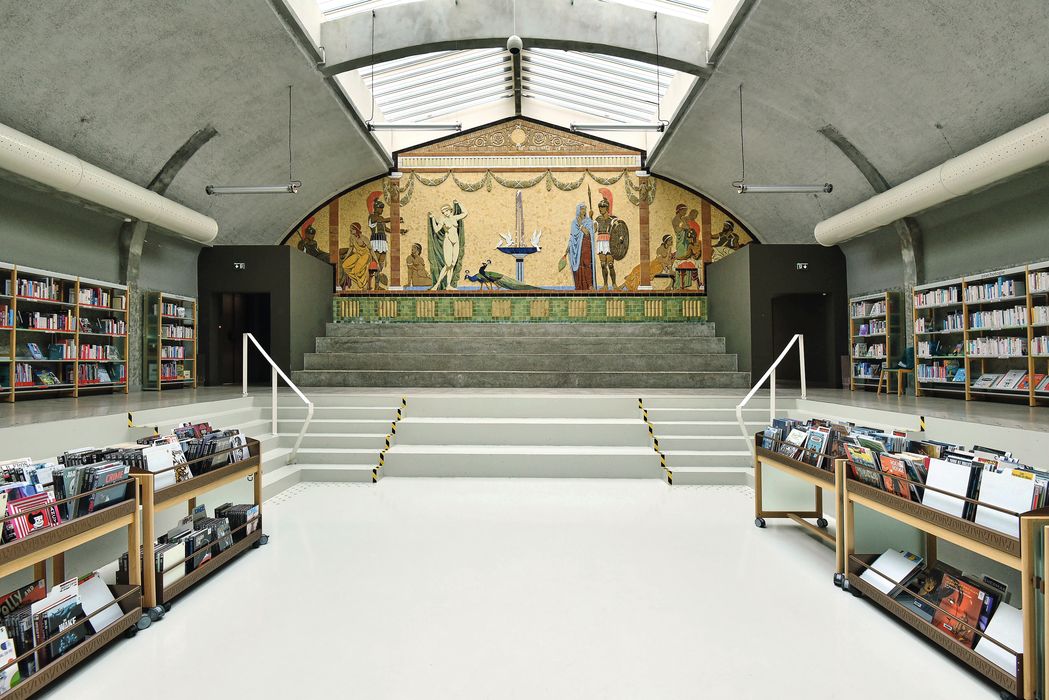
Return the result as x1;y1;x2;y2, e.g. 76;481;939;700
326;322;716;338
652;422;763;436
655;436;752;451
404;396;639;419
295;451;381;465
281;434;388;449
263;395;404;408
292;370;752;389
303;353;738;372
261;468;301;500
316;337;726;354
640;397;765;409
395;422;651;447
664;453;753;469
298;466;375;482
670;469;753;486
382;452;663;478
644;407;769;421
262;406;398;420
276;420;394;434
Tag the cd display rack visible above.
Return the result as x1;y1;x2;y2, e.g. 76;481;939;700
1;262;129;403
913;260;1049;406
0;477;144;699
130;438;263;612
848;290;899;391
142;291;197;391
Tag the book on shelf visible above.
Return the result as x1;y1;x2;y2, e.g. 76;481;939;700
1037;375;1049;392
973;468;1036;538
971;373;1002;389
994;370;1028;391
930;573;991;648
859;549;923;595
974;603;1022;674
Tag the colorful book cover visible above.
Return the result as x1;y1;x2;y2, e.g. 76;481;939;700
878;453;913;501
931;573;986;648
0;580;45;619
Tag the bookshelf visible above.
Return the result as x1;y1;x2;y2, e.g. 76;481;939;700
849;291;898;391
914;261;1049;407
1;263;129;402
143;291;197;391
129;438;263;612
0;478;144;699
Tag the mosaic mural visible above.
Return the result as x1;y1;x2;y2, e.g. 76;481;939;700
286;119;752;292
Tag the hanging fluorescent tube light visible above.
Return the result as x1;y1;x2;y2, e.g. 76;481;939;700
735;183;833;194
206;182;301;195
367;123;462;132
571;123;666;132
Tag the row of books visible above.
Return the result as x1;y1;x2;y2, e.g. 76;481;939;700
77;344;122;361
850;300;886;318
1029;270;1049;293
965;277;1025;303
118;502;258;590
160;325;194;339
1034;306;1049;325
160;362;192;381
917;362;963;382
77;364;126;385
160;346;187;359
853;361;882;379
917;339;962;358
852;342;885;359
855;320;886;336
0;305;11;328
12;366;66;387
19;342;120;361
967;336;1025;357
860;550;1018;674
17;311;75;332
971;371;1048;392
12;278;73;303
77;287;125;310
80;317;126;335
159;302;191;318
969;306;1028;329
914;286;961;308
1032;335;1049;356
1;572;127;691
915;312;964;333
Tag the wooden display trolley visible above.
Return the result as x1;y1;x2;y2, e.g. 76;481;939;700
130;437;263;616
0;478;145;699
842;458;1048;700
753;436;847;579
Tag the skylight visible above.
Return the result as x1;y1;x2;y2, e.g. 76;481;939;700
318;0;710;21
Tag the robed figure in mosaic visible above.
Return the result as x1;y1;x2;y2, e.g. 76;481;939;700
565;203;596;290
428;201;468;290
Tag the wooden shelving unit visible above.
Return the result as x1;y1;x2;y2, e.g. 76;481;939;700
753;436;846;578
0;479;144;699
841;459;1049;699
914;261;1049;406
143;291;197;391
1;263;128;402
849;290;898;391
130;438;263;612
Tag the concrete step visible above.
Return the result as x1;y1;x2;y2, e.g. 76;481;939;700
293;447;381;465
667;466;752;485
404;395;639;419
316;336;726;354
662;450;753;469
281;432;389;449
291;369;751;389
298;464;375;483
653;434;752;451
325;322;716;338
304;352;738;372
650;420;763;436
264;394;405;408
644;407;769;421
382;445;663;478
276;418;394;434
640;395;754;408
260;446;293;474
262;405;399;420
395;417;650;446
261;464;301;500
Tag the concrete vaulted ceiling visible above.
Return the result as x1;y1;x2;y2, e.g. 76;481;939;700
1;0;1048;246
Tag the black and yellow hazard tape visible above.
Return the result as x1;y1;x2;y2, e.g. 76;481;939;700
127;412;159;435
373;397;408;484
665;468;673;485
372;467;380;483
920;415;926;431
639;398;672;485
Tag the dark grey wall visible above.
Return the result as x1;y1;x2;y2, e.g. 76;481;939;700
289;250;335;372
198;246;332;381
843;166;1049;295
708;245;848;386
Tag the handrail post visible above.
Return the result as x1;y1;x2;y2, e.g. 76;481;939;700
798;333;807;400
242;333;248;397
271;365;278;436
770;367;776;425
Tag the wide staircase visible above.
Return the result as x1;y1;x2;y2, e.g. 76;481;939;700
292;322;750;389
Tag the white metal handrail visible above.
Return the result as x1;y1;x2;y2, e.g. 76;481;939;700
242;333;314;464
736;334;807;451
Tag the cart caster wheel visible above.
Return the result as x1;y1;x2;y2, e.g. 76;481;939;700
124;627;138;639
841;579;851;592
849;586;863;598
754;517;766;529
833;573;845;588
1000;691;1017;700
148;606;165;622
260;534;269;546
163;603;172;613
816;518;829;529
136;614;152;631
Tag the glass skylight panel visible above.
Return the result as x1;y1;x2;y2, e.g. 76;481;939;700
317;0;425;19
597;0;710;21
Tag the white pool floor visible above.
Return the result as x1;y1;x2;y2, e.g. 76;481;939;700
46;479;998;699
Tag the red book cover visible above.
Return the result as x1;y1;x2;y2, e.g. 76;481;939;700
931;573;985;648
878;453;913;501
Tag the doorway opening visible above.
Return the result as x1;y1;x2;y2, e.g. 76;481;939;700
214;292;271;385
770;293;836;389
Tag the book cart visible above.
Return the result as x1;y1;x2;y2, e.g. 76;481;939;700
752;435;847;579
129;437;263;618
1;263;129;403
0;477;146;699
914;260;1049;407
841;458;1048;700
143;291;197;391
849;291;899;392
